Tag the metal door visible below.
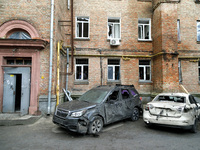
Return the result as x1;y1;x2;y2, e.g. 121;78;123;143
3;67;30;116
3;73;16;113
21;68;30;116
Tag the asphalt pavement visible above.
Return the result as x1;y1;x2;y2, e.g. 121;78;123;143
0;116;200;150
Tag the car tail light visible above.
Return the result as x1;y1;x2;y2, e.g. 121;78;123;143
145;104;153;111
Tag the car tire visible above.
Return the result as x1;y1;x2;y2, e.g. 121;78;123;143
131;107;140;121
191;119;198;133
88;116;103;135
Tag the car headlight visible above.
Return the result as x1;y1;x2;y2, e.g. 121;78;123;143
70;110;87;117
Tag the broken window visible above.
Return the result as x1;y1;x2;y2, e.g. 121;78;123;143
197;21;200;42
108;59;120;80
76;17;89;38
121;89;130;99
157;96;185;103
108;90;119;101
139;60;151;81
75;59;88;80
177;19;181;42
138;19;151;40
108;18;121;39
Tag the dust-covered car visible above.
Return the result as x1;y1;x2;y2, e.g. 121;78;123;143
143;93;200;133
53;85;142;134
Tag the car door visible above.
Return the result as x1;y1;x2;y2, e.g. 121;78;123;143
121;88;133;116
104;89;124;124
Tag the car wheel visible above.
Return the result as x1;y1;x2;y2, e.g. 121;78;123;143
131;107;140;121
191;119;198;133
88;116;103;135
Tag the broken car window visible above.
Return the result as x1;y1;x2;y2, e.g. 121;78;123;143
78;89;109;104
121;89;130;99
157;96;185;103
108;90;119;101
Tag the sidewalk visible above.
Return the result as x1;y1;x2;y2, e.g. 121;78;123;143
0;113;42;126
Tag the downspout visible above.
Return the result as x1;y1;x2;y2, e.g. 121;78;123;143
47;0;54;115
66;48;69;93
67;0;74;75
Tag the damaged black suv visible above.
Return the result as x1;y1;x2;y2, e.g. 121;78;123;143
53;84;142;134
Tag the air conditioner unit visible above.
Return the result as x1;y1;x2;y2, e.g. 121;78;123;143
110;39;120;46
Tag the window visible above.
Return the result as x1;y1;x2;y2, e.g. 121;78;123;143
138;19;151;41
5;57;32;65
108;18;121;39
198;61;200;81
108;59;120;80
75;59;88;80
108;90;119;101
197;21;200;42
76;17;89;39
121;89;130;99
8;31;31;39
177;19;181;42
139;60;151;81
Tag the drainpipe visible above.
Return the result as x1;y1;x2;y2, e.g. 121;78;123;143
66;48;69;91
47;0;54;115
67;0;74;75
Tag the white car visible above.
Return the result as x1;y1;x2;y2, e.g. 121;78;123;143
143;93;200;133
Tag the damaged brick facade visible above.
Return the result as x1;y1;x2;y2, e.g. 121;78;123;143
0;0;199;114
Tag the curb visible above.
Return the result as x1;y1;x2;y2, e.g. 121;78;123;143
0;115;42;126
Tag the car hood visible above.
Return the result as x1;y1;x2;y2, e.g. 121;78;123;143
58;100;96;111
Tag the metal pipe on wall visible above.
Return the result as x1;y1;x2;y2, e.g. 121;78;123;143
47;0;54;115
66;0;74;75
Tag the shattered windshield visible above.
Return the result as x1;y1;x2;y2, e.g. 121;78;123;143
155;95;186;103
78;89;109;104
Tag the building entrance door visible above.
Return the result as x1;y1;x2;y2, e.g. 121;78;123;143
3;67;31;116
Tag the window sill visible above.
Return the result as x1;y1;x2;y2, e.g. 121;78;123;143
74;38;90;41
107;80;121;85
74;80;89;85
107;38;121;41
139;81;153;85
138;39;152;42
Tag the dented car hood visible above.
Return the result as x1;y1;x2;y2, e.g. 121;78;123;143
58;100;96;111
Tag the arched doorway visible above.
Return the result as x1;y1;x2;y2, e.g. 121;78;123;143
0;20;47;115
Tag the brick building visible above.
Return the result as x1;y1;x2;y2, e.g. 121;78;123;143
0;0;199;115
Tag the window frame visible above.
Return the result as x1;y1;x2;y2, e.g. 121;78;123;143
75;59;89;81
138;18;152;41
139;60;151;82
107;59;120;81
75;16;90;39
107;17;121;40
